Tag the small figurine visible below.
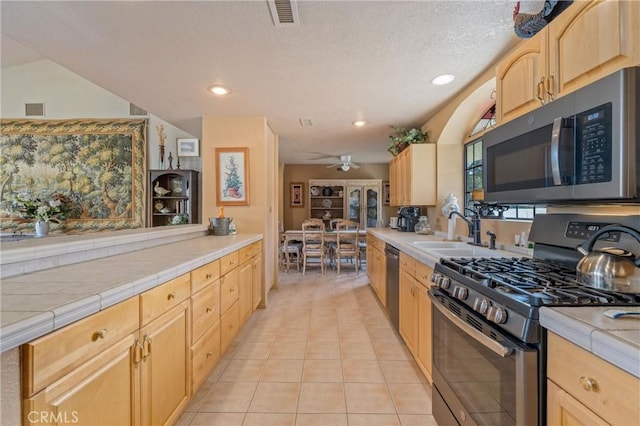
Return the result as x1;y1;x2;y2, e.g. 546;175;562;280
168;152;174;170
154;181;171;196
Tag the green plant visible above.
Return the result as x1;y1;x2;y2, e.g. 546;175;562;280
388;126;429;156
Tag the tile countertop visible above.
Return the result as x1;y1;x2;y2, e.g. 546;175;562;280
0;232;262;353
540;306;640;378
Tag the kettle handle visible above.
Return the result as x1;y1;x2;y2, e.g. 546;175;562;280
576;225;640;267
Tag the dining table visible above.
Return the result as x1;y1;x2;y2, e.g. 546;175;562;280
281;228;367;272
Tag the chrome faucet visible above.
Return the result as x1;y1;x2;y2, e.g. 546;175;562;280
448;209;482;246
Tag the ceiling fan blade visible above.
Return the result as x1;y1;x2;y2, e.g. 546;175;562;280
349;162;361;169
326;163;342;168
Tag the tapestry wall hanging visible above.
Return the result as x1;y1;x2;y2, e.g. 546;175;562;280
0;118;146;233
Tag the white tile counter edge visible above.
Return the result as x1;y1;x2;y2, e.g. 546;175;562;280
540;306;640;378
0;233;262;352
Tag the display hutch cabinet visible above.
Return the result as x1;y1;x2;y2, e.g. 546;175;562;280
308;179;382;229
148;170;199;227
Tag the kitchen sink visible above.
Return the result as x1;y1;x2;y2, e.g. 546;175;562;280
429;246;502;258
410;241;466;249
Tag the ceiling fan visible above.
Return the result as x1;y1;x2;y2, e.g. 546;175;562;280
326;155;360;171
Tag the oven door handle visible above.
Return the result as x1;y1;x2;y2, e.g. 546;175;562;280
431;297;514;357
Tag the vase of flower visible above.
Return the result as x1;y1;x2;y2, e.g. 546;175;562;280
35;220;50;237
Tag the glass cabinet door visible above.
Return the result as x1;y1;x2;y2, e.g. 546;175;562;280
365;186;379;228
346;187;362;224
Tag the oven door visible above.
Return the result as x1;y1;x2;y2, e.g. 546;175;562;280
429;289;539;426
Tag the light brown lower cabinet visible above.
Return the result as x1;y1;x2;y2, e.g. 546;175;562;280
23;334;140;426
139;300;190;426
547;331;640;426
19;239;264;425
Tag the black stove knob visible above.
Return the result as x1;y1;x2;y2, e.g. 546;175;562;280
453;286;468;300
487;306;508;324
473;298;490;314
439;277;451;290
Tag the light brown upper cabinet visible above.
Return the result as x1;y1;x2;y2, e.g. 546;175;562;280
389;144;436;207
496;0;640;124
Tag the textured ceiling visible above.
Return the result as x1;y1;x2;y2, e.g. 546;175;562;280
1;0;520;165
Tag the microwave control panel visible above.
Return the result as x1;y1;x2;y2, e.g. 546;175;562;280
575;102;613;185
566;221;620;242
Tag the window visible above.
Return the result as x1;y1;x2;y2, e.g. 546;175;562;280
464;138;546;220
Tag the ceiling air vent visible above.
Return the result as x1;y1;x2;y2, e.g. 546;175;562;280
25;103;44;117
299;118;313;127
129;103;148;116
268;0;299;26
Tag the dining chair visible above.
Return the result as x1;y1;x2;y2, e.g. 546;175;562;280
326;219;344;267
278;221;301;272
301;219;326;275
335;220;360;275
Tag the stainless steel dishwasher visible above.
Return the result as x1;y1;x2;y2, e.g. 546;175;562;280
384;244;400;331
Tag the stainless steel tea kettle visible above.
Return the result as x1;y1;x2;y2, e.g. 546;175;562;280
576;225;640;293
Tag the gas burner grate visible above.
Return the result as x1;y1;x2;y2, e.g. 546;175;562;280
440;256;640;307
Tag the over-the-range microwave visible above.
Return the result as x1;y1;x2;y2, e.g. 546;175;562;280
483;66;639;205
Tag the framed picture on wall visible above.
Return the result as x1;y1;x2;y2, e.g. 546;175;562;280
382;181;390;206
290;182;304;207
215;147;250;206
177;138;199;157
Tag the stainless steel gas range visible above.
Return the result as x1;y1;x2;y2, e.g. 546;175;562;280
428;213;640;426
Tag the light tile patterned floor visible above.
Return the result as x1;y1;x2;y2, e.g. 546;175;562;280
177;268;437;426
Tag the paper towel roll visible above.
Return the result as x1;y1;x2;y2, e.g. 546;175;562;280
447;217;456;240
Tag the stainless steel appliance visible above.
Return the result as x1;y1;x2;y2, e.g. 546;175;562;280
483;66;639;204
429;213;640;426
397;206;420;232
385;244;400;331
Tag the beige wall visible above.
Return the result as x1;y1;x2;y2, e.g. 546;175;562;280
282;164;395;230
202;116;277;302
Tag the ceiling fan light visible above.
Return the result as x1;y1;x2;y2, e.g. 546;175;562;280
208;85;231;95
431;74;455;86
341;164;350;171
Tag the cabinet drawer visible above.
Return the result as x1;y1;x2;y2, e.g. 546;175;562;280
239;241;261;264
140;273;190;326
415;262;433;287
191;321;221;395
220;251;239;276
399;252;416;276
547;332;640;425
191;280;221;343
220;268;239;314
191;259;220;294
220;301;239;354
22;296;139;397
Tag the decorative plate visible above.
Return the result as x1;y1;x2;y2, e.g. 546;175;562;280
321;199;332;208
154;201;164;211
310;186;320;196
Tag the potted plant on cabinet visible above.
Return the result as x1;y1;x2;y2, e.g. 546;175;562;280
388;126;429;156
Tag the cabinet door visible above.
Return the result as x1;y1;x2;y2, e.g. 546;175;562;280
363;186;380;229
346;186;362;224
547;380;609;426
375;247;387;306
547;0;640;99
238;260;253;325
417;284;432;384
252;254;263;310
140;300;190;426
399;269;418;355
389;158;399;207
24;335;140;426
496;32;547;124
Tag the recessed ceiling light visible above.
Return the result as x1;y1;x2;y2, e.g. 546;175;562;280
431;74;455;86
352;120;367;127
208;85;231;95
